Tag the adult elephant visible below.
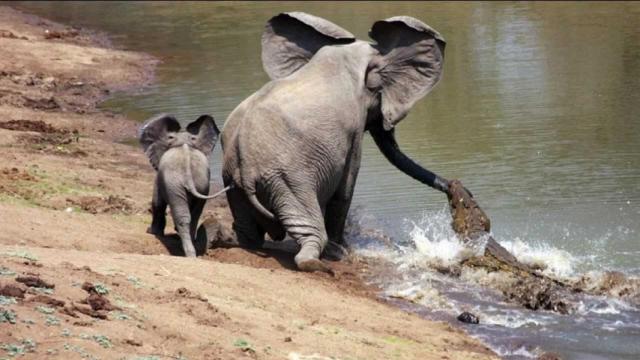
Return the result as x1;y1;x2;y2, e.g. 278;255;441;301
221;12;450;271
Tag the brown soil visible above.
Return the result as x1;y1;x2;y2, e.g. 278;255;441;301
66;195;134;215
0;119;62;133
15;275;55;289
0;6;498;360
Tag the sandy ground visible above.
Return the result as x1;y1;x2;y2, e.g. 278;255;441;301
0;6;498;359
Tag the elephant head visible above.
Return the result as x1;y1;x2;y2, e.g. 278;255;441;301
261;13;450;192
139;113;220;170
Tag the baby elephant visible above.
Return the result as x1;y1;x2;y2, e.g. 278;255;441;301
139;113;220;257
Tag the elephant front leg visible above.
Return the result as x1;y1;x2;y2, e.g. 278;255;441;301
325;140;361;247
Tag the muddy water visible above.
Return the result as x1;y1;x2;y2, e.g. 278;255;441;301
13;2;640;359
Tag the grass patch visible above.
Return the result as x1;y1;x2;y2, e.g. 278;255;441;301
3;250;37;262
34;287;54;295
93;283;110;295
113;312;130;320
45;315;60;326
63;343;98;360
233;338;255;354
92;335;112;349
0;266;16;276
1;308;17;324
383;336;416;346
0;166;110;211
35;305;55;314
0;296;17;306
126;275;143;288
0;339;36;357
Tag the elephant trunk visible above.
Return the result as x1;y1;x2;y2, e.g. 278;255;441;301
369;123;449;194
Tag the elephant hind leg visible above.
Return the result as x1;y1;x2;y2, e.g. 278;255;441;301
226;187;265;249
189;198;206;240
275;191;332;273
189;197;207;255
169;200;196;258
148;178;167;236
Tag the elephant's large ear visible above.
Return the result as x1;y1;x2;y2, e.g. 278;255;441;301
138;113;181;170
186;114;219;157
261;12;355;80
367;17;446;130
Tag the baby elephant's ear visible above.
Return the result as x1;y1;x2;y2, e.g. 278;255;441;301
186;115;220;156
262;12;355;80
138;113;181;170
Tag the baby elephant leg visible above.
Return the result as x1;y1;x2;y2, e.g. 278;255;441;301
148;179;167;236
170;201;196;258
190;198;206;240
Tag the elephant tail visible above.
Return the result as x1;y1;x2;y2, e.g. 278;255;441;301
183;144;232;200
246;191;276;221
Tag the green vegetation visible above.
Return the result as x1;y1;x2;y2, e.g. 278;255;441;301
233;338;255;354
0;296;17;306
33;287;54;295
45;315;60;326
126;275;144;288
93;283;110;295
3;251;37;262
35;305;55;314
113;311;130;320
92;335;112;349
0;339;36;357
0;267;16;276
0;308;17;324
63;343;98;360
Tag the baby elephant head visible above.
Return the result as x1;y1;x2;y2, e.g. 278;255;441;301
138;113;220;169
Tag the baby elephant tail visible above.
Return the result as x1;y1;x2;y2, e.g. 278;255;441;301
183;144;232;200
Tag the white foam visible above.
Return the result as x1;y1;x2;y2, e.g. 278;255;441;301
395;210;578;280
576;297;635;315
482;313;544;328
401;209;468;266
496;238;576;278
488;344;538;358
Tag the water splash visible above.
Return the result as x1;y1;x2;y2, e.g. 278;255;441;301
346;208;640;359
500;238;576;278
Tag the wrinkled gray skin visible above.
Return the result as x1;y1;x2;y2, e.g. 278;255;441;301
221;13;450;271
139;114;220;257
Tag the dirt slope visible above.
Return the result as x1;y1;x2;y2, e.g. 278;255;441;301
0;6;497;360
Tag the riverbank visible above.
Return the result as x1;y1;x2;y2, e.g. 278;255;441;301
0;6;497;360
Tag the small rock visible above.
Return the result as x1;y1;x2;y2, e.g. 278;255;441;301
15;275;55;289
124;338;142;347
538;352;562;360
0;284;26;299
457;312;479;324
284;337;292;342
29;294;65;307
